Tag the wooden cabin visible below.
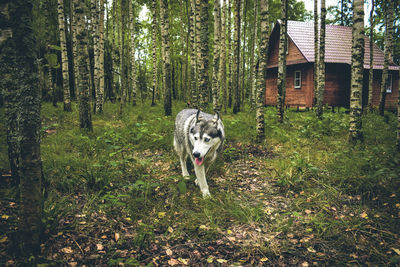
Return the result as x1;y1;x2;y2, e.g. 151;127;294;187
265;20;399;109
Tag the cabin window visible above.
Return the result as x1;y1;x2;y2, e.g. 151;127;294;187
386;74;393;93
294;70;301;89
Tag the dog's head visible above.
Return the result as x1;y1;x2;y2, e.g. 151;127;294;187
189;110;223;166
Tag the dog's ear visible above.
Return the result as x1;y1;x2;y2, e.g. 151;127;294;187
212;111;220;124
195;109;203;124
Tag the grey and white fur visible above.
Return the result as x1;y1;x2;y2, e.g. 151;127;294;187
174;109;225;197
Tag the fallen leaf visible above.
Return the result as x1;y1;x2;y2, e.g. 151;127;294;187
101;235;107;239
168;258;180;266
166;248;173;256
61;247;73;254
199;225;208;230
68;262;78;267
0;236;8;243
168;226;174;233
96;243;104;251
114;233;120;242
307;247;316;253
158;212;166;219
207;256;214;263
1;215;9;220
178;258;189;265
360;212;368;219
260;257;269;262
301;262;309;267
227;229;232;234
305;209;312;215
393;248;400;255
217;259;228;263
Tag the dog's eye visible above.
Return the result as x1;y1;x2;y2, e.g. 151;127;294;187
204;137;210;142
194;136;198;140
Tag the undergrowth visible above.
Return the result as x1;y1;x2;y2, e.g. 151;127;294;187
0;102;399;265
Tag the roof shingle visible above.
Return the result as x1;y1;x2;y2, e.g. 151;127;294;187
286;20;399;70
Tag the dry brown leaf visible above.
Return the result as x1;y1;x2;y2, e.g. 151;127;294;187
61;247;73;254
96;243;104;251
115;233;120;242
168;258;180;266
166;248;173;256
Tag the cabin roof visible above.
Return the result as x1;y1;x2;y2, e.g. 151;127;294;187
275;20;399;70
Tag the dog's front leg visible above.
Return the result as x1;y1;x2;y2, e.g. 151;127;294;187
194;165;210;197
180;154;190;179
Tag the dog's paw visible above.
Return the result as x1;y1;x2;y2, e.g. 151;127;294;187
202;189;211;198
194;179;199;185
183;175;190;180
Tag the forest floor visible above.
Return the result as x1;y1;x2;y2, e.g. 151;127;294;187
0;101;400;266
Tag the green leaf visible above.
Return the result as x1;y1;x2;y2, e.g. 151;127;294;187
178;180;187;194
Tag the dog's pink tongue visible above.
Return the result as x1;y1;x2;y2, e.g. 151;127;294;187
195;157;204;166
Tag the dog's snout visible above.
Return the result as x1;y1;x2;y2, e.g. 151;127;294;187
193;152;200;158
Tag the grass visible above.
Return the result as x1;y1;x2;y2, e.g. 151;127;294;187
0;101;399;266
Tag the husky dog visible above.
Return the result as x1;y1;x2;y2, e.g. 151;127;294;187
174;109;225;197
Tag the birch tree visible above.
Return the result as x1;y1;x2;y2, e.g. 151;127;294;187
189;0;198;106
348;0;364;143
96;0;105;113
256;0;269;142
227;0;233;108
212;0;220;111
151;0;158;106
161;0;172;115
378;1;394;116
129;1;137;106
250;0;258;109
91;0;100;113
316;0;326;119
58;0;71;111
1;0;43;255
219;0;227;112
367;0;374;112
277;0;288;123
75;0;93;131
198;0;210;110
232;0;241;114
314;0;318;110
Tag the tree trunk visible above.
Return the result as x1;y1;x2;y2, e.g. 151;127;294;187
119;0;128;117
189;0;198;107
1;0;43;256
397;68;400;150
367;0;374;112
240;0;247;106
71;0;79;98
348;0;364;143
91;0;99;114
151;0;157;106
219;0;227;113
316;0;326;119
58;0;72;111
378;1;394;116
212;0;220;111
314;0;318;110
250;0;258;109
161;0;172;116
198;0;209;110
232;0;241;114
277;0;288;123
75;0;93;131
227;0;232;108
256;0;269;142
129;1;137;106
96;0;105;113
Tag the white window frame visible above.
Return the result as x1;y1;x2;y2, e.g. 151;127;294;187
294;70;301;89
386;73;393;93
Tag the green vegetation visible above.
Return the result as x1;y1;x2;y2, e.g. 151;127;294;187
1;102;399;265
